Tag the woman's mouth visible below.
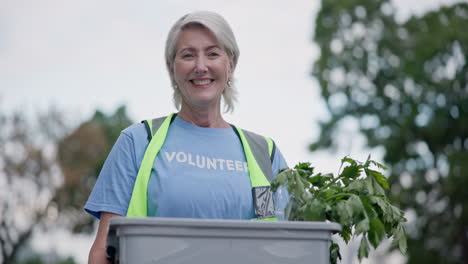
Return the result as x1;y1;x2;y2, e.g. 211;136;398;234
190;79;213;86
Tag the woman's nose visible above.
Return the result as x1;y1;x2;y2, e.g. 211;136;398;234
194;56;208;74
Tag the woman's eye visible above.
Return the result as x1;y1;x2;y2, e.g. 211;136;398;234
208;52;219;57
182;54;193;58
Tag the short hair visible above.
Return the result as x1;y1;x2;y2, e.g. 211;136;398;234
165;11;240;113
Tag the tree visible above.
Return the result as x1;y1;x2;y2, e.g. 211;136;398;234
0;106;67;263
56;105;133;233
310;0;468;263
0;103;133;263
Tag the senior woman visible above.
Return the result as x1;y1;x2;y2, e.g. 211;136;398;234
85;11;288;263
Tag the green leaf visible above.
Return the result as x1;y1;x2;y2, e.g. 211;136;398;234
370;160;388;170
360;196;378;220
309;173;333;188
341;177;351;185
340;164;361;179
329;241;341;264
368;218;385;248
294;173;306;198
271;170;288;191
284;200;293;220
370;197;389;216
307;174;322;185
344;179;366;193
341;157;356;165
348;195;365;220
322;188;337;200
303;199;326;221
340;225;352;243
366;169;389;189
391;224;407;254
336;200;352;226
364;176;385;196
358;236;370;260
389;204;406;223
355;217;370;235
294;162;313;170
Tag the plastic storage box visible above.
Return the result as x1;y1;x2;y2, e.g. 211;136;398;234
107;217;341;264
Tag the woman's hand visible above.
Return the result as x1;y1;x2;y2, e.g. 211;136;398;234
88;212;121;264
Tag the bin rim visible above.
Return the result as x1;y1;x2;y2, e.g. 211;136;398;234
108;217;341;232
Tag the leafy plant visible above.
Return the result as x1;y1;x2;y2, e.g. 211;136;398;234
271;156;407;264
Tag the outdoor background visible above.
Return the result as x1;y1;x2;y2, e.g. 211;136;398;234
1;0;467;263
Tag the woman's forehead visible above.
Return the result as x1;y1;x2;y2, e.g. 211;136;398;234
175;27;222;51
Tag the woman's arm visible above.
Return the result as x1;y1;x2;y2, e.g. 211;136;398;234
88;212;121;264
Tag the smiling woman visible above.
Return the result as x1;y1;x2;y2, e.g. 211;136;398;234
171;26;233;123
84;11;289;264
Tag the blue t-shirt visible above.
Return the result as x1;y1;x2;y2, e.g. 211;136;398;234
84;117;289;220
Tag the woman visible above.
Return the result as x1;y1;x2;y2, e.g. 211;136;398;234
85;11;288;263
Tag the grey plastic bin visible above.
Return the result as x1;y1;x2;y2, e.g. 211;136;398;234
107;217;341;264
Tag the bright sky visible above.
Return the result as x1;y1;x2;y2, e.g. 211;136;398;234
1;0;465;263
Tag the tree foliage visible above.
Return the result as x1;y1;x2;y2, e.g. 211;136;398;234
0;106;66;263
0;104;132;263
311;0;468;263
56;105;133;233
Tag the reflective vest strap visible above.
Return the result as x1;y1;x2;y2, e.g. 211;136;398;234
266;137;274;157
126;114;175;217
264;137;276;164
233;127;271;187
239;129;274;184
151;116;172;137
252;217;277;221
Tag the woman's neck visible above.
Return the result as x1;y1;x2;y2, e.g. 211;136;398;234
178;105;229;128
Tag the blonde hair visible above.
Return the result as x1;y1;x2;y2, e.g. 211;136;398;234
165;11;240;113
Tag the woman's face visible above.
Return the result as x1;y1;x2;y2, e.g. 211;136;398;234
172;26;233;110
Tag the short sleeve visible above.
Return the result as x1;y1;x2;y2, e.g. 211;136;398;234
84;131;139;219
271;145;289;220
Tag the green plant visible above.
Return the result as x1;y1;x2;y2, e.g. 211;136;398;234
271;156;407;264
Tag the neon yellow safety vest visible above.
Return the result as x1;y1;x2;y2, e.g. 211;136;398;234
126;113;277;220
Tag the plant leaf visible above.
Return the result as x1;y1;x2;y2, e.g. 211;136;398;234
368;218;385;248
358;236;370;260
344;179;365;194
340;164;361;179
364;175;386;196
329;241;341;264
294;162;312;170
360;196;378;220
307;174;322;185
336;200;352;226
294;173;306;198
303;199;326;221
271;169;289;191
370;160;388;170
340;225;352;243
348;195;365;220
355;217;370;235
341;157;356;165
391;224;408;254
367;169;389;189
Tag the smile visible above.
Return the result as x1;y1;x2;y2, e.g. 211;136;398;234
190;79;213;86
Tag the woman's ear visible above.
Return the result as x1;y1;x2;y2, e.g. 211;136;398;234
167;61;174;75
229;58;234;73
228;58;234;77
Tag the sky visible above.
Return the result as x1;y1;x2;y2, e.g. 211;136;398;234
1;0;466;263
